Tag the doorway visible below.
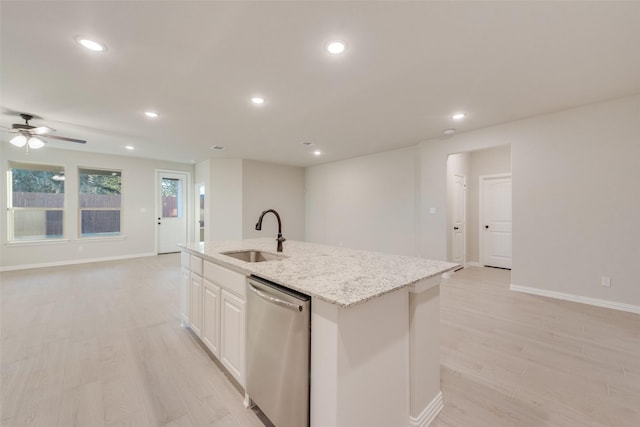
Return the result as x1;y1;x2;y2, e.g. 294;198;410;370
197;183;205;243
446;145;511;268
157;170;189;254
452;174;466;266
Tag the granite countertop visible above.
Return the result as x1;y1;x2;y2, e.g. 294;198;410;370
179;238;459;308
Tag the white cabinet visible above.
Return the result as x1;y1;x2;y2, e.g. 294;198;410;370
190;273;203;337
220;289;246;385
180;267;190;326
181;252;247;388
202;279;221;357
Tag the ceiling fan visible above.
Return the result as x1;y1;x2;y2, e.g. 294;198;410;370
4;113;87;150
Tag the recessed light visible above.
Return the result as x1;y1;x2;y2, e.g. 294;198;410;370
125;146;134;150
327;40;346;54
452;112;466;120
443;128;456;135
251;97;265;105
144;111;158;118
210;145;225;150
75;36;106;52
300;141;314;147
313;150;322;156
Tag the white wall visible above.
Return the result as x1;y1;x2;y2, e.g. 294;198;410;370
420;94;640;307
0;145;193;270
305;94;639;307
207;158;243;241
468;145;511;263
446;152;470;262
305;146;419;256
242;160;305;241
198;158;305;243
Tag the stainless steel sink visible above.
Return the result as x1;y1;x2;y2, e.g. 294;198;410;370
221;250;287;263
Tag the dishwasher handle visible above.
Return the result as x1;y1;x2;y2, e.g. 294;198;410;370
248;283;304;312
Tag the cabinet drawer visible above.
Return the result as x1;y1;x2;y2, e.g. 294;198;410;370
204;261;246;298
190;255;203;276
181;251;190;268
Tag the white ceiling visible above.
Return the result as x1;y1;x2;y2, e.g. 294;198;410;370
1;1;639;167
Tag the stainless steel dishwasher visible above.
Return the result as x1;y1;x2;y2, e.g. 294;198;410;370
246;275;311;427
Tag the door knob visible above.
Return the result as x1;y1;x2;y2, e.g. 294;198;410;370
485;225;489;229
453;227;459;230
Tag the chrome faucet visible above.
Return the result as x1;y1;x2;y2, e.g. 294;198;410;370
255;209;286;252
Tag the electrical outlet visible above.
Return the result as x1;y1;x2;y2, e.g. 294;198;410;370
601;276;611;287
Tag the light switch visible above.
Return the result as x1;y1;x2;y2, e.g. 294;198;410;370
429;207;436;214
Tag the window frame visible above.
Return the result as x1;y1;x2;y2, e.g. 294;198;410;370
7;161;66;242
78;167;123;239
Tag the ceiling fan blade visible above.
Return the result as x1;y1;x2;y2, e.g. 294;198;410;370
31;126;55;135
42;134;87;144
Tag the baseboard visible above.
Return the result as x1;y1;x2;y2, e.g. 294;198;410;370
409;391;443;427
0;252;157;272
465;261;482;268
510;284;640;315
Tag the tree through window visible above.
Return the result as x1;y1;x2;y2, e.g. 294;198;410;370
8;163;65;240
79;168;122;237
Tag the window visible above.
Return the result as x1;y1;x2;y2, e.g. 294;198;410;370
162;177;183;218
8;163;65;241
79;168;122;237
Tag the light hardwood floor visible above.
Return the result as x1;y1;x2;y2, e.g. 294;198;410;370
434;267;640;427
1;257;639;426
1;254;265;427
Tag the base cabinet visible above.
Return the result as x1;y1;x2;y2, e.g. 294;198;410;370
181;252;247;389
180;267;190;326
202;279;221;357
220;289;246;385
190;273;203;337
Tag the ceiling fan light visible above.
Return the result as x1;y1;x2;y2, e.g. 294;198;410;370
10;135;27;147
27;137;45;149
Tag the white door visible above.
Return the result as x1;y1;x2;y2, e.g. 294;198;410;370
452;174;466;266
190;273;202;337
481;174;512;269
202;279;221;357
180;267;190;326
157;171;188;254
220;289;246;385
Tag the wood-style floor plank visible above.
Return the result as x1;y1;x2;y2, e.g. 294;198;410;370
1;255;266;427
434;266;640;427
2;256;639;426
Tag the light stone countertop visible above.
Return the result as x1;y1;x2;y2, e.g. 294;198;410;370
179;238;459;308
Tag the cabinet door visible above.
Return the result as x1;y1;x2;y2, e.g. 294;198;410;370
180;267;190;326
202;279;221;357
190;273;203;337
220;289;246;386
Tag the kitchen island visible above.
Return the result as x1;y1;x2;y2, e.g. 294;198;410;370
179;238;458;427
